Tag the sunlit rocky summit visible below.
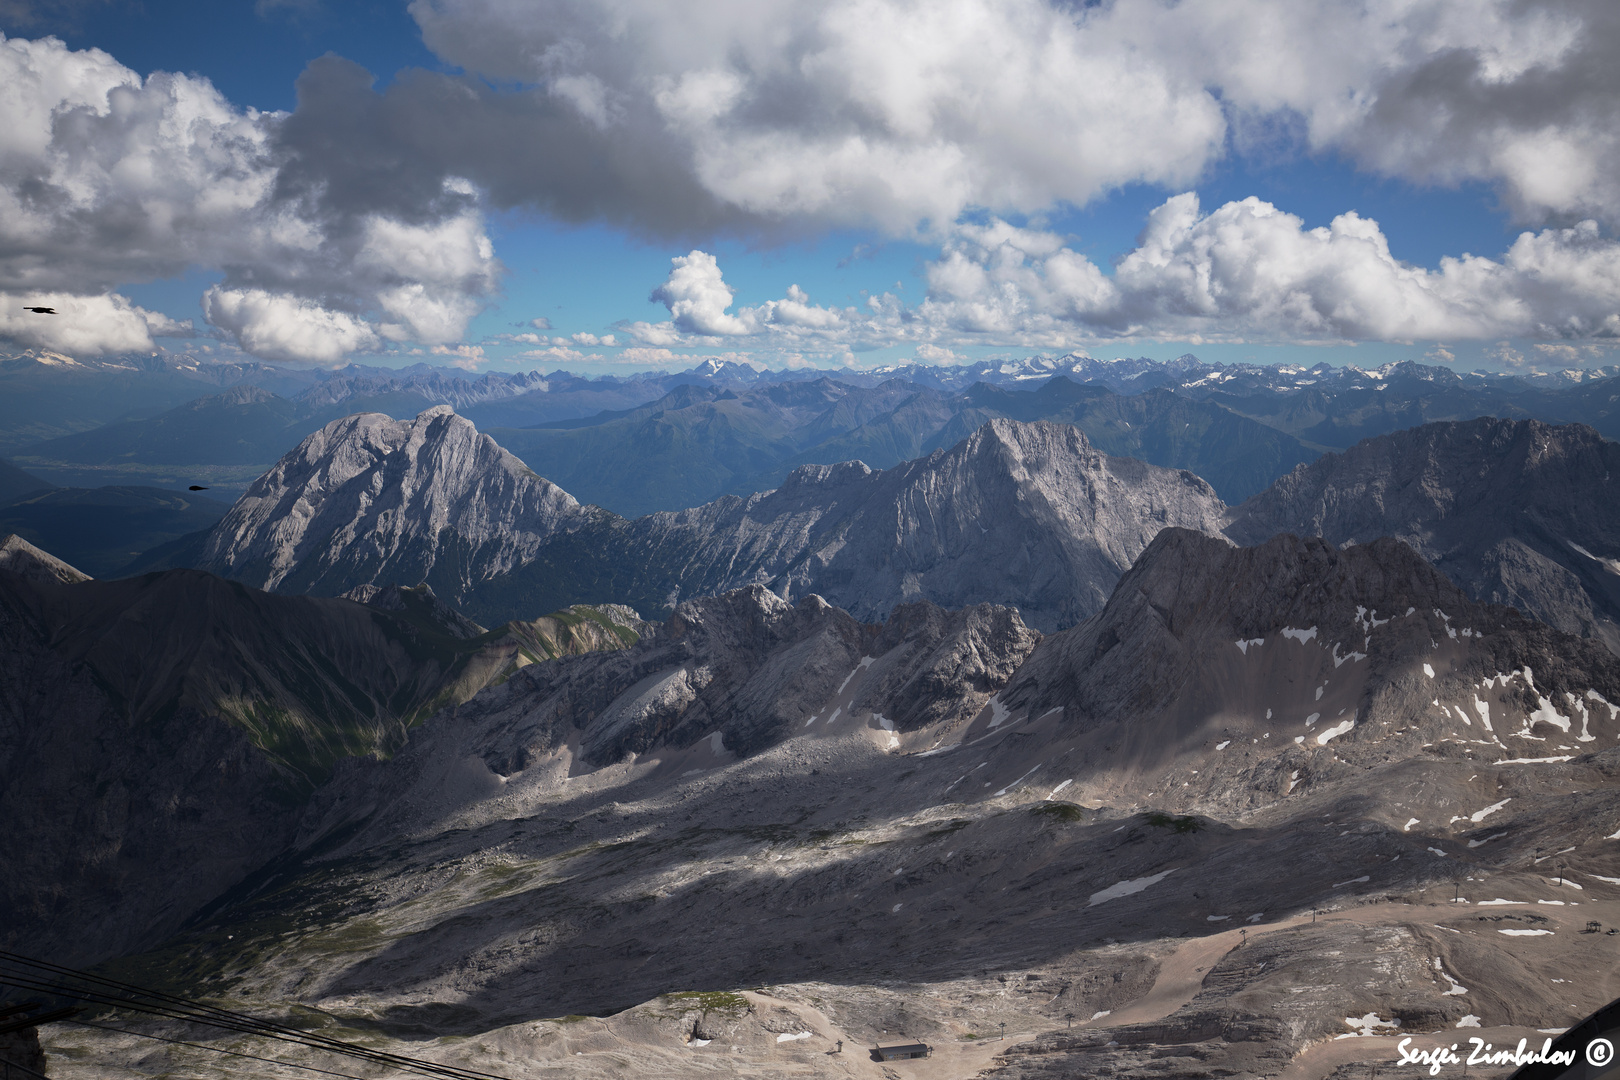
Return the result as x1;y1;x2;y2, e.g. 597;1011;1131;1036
199;410;1226;631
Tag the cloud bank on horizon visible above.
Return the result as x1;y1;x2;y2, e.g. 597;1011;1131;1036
3;0;1620;364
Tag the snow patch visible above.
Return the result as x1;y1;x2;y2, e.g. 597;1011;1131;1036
1528;696;1572;732
1047;779;1073;799
1404;818;1420;832
1216;740;1230;750
1457;1015;1481;1027
1317;718;1355;744
1333;875;1371;888
1423;663;1435;679
1235;638;1264;655
1305;712;1321;728
836;656;874;694
986;695;1012;729
1470;798;1511;823
1281;626;1318;644
1467;832;1507;849
1434;959;1468;996
777;1032;812;1042
993;763;1043;797
1206;915;1230;921
1342;1013;1400;1037
1498;928;1553;936
1568;692;1596;742
1089;868;1177;907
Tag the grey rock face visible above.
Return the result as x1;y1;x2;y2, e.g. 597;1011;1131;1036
637;418;1226;632
301;586;1040;849
995;527;1620;817
199;406;600;600
1225;417;1620;650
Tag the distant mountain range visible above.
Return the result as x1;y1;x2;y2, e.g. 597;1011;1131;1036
192;411;1226;632
7;349;1620;516
483;375;1318;511
158;406;1620;666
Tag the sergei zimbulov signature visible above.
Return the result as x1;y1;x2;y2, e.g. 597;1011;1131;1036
1395;1034;1613;1075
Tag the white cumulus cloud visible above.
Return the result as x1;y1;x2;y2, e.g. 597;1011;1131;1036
409;0;1620;230
202;287;380;364
0;292;190;355
0;32;501;363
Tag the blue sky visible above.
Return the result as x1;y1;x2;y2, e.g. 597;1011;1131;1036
4;0;1619;375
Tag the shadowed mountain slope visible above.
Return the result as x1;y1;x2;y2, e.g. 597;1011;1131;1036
1225;418;1620;652
0;562;643;967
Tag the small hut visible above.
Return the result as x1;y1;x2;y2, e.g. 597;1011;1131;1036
874;1042;932;1060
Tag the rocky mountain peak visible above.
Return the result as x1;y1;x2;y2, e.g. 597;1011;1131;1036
647;418;1226;632
0;533;90;585
199;407;596;601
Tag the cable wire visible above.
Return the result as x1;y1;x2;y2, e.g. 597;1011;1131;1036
65;1019;373;1080
0;951;519;1080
